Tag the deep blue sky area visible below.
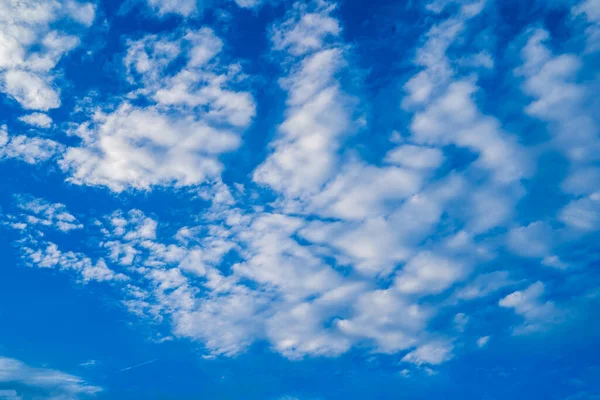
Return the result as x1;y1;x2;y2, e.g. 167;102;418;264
1;0;599;399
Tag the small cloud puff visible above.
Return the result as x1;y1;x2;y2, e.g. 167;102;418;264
18;113;53;128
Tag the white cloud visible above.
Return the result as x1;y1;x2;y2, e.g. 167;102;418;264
11;195;83;232
401;340;454;366
299;174;467;276
24;242;127;283
65;0;96;26
395;252;466;296
146;0;197;16
455;271;515;301
506;221;552;258
0;355;101;397
518;28;600;201
410;80;530;184
253;3;353;197
308;161;424;220
559;192;600;231
79;360;97;368
397;0;533;247
476;335;490;348
3;70;60;110
384;144;445;170
271;1;341;56
124;34;181;84
2;196;124;283
18;112;52;128
403;0;484;107
266;283;365;359
0;125;62;164
62;28;254;191
573;0;600;52
0;0;94;110
174;285;268;356
499;282;560;334
61;103;240;191
336;289;431;354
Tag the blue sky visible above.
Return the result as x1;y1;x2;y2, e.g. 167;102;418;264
0;0;599;398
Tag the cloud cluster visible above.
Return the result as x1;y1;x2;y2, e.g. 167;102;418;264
0;0;94;111
0;125;62;164
61;28;255;191
4;196;126;283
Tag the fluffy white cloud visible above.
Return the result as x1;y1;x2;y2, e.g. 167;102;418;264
3;70;60;110
410;80;530;184
271;1;341;56
395;252;466;296
61;103;240;191
401;340;454;366
403;0;484;107
299;174;466;276
397;1;532;244
517;28;600;252
62;28;254;191
18;112;52;128
307;161;424;220
253;3;353;197
0;355;101;397
336;289;430;354
518;29;600;198
0;125;62;164
499;282;560;334
0;0;94;110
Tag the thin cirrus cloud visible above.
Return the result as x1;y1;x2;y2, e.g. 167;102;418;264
0;0;599;395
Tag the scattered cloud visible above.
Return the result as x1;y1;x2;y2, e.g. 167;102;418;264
0;355;101;398
0;0;94;110
61;28;254;191
0;125;62;164
401;340;455;366
18;112;53;128
253;2;353;197
476;335;490;348
8;195;83;232
499;282;561;334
